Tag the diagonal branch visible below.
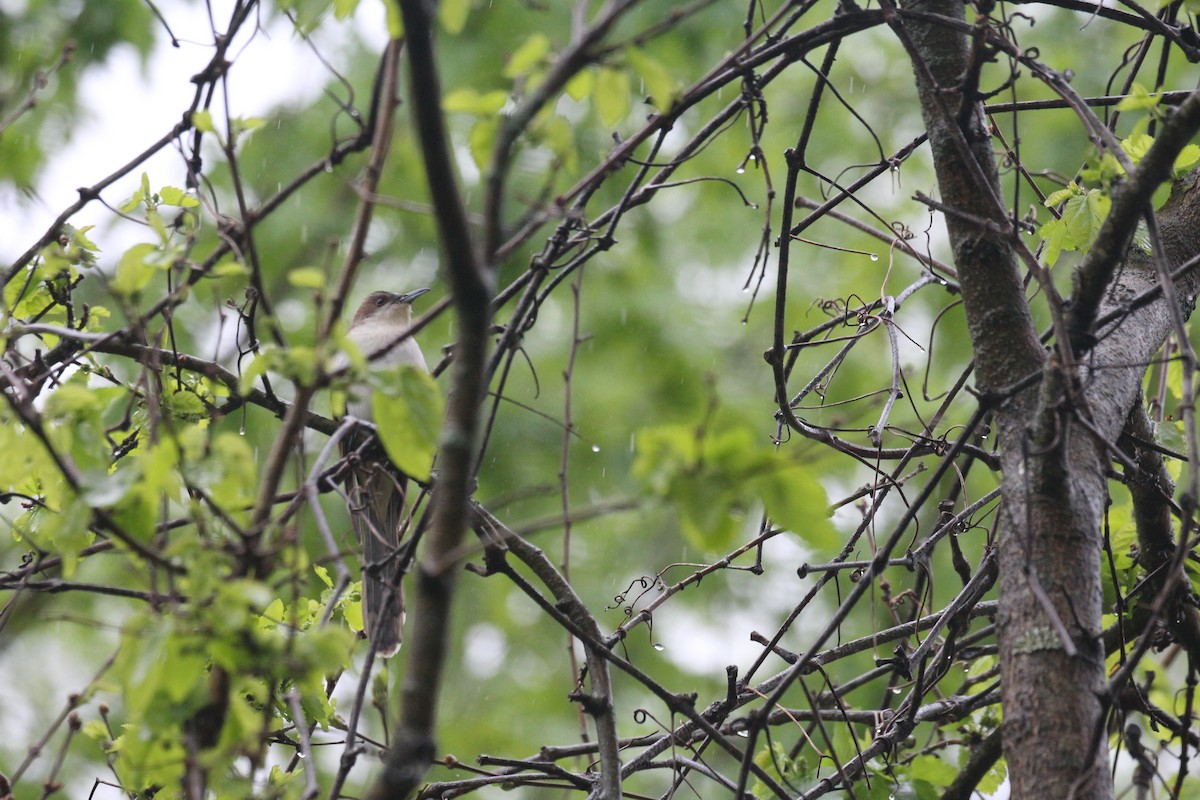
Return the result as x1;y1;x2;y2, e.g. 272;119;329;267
1121;402;1200;664
481;0;640;258
470;502;622;800
1066;90;1200;353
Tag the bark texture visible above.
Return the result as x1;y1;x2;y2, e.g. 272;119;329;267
897;4;1200;799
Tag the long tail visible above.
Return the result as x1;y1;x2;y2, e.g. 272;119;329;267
349;460;407;657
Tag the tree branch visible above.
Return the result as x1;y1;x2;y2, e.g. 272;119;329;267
1067;90;1200;352
369;2;494;797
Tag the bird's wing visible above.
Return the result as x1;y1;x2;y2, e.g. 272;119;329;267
347;454;408;657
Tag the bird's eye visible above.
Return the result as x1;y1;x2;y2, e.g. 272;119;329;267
375;296;387;307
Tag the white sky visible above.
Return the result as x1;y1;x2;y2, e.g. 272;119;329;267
2;0;390;264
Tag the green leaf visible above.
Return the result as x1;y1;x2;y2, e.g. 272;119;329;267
288;266;326;288
112;242;162;296
868;780;903;800
468;116;499;172
147;206;169;243
192;109;214;132
1043;183;1079;207
0;412;57;505
44;380;105;418
1047;187;1109;260
1165;356;1186;408
81;720;110;742
83;304;111;332
751;742;807;800
344;589;364;632
268;765;303;788
909;755;958;787
505;33;550;78
157;185;198;207
634;422;836;553
111;729;186;792
78;466;138;507
1085;189;1111;231
119;173;150;213
626;46;677;113
1116;83;1159;112
36;497;94;578
753;460;837;551
635;424;744;551
913;780;940;800
32;223;98;277
595;67;632;128
384;0;403;36
163;381;207;422
1039;217;1066;267
536;114;578;172
1103;150;1126;179
1174;144;1200;176
212;256;249;278
439;0;470;34
279;346;320;387
371;365;444;481
198;434;256;522
976;757;1007;794
672;471;740;551
5;269;48;320
231;116;265;139
141;439;183;503
1121;132;1153;163
632;425;698;494
443;88;508;115
74;225;100;252
260;598;286;627
1106;500;1138;572
333;0;359;18
565;69;593;102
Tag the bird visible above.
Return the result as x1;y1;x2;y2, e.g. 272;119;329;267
339;288;430;657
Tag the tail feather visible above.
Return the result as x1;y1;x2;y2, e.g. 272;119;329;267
349;461;407;657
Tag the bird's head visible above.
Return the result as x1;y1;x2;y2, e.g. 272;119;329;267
351;288;430;329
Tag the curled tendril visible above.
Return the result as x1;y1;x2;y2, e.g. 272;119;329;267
608;574;664;619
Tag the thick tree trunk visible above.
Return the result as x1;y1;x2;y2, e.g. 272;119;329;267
994;415;1111;800
897;4;1200;799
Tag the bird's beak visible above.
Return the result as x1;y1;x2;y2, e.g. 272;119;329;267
398;287;431;304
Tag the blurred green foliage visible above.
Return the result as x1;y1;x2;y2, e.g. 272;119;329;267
0;0;155;187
